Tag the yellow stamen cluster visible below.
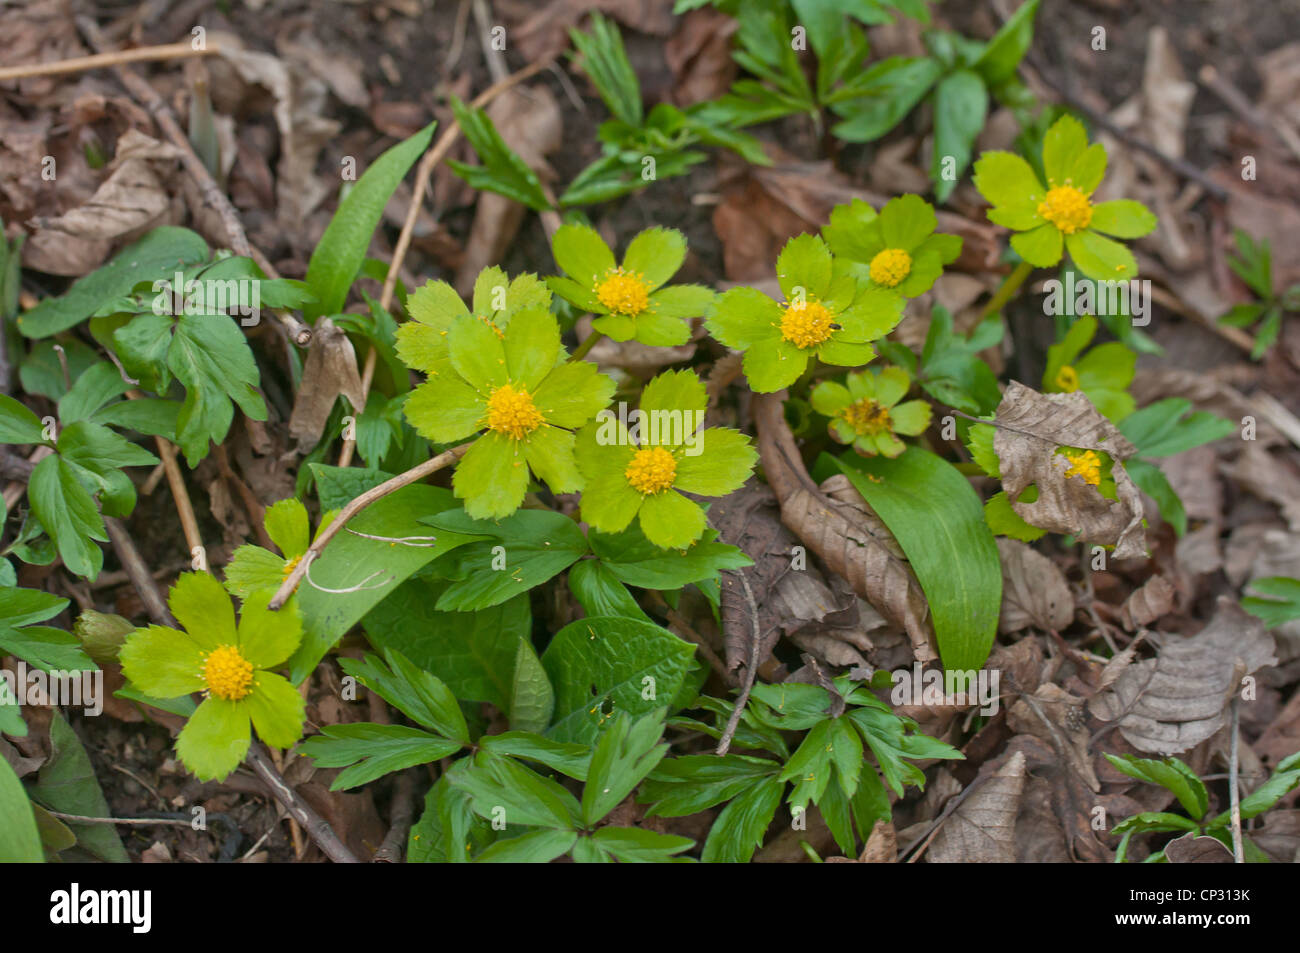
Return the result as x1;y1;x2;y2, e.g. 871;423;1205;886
596;267;651;316
843;399;892;436
1060;449;1102;486
625;446;677;495
1054;365;1080;392
868;248;912;288
202;644;255;701
1037;185;1093;234
282;553;302;577
486;383;544;440
779;300;835;349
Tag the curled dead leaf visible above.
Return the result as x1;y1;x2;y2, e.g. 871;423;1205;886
993;381;1147;559
1121;574;1177;630
927;750;1026;863
287;317;366;453
996;538;1073;633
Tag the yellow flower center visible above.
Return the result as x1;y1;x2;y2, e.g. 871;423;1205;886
486;383;544;440
868;248;912;287
1037;185;1093;234
1060;448;1102;486
1054;365;1080;392
595;267;651;317
779;300;836;349
282;554;302;577
624;446;677;495
202;644;255;701
843;399;893;436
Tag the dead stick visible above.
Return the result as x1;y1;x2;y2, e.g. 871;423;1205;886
337;59;549;467
268;442;470;609
0;41;221;83
103;517;170;623
373;771;417;863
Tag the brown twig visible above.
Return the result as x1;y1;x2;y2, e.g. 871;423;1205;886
103;517;171;623
373;771;418;863
1198;64;1300;164
716;572;761;756
0;41;221;83
268;442;470;609
245;744;360;863
337;58;550;467
1228;695;1244;864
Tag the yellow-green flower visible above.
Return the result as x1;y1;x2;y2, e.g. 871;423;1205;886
811;366;931;457
972;115;1157;281
822;195;962;298
547;224;714;346
574;370;756;548
118;573;304;781
403;307;614;518
706;234;903;393
1042;315;1135;421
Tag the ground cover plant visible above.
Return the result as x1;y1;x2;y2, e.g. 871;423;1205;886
1;0;1299;869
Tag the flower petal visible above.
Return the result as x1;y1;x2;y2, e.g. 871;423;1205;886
640;369;706;421
1069;142;1107;193
533;360;615;429
119;624;206;698
672;428;756;497
1066;230;1137;281
248;672;306;749
1088;200;1157;239
874;431;907;458
471;266;511;318
889;399;933;435
574;423;641;532
878;194;936;251
236;590;302;670
630;311;691;347
638;490;707;549
447;313;508;391
810;380;852;417
546;275;604;313
1010;223;1064;267
504;306;560;390
742;338;807;392
264;498;309;559
1042;114;1089;187
705;287;782;349
394;322;451;376
454;433;530;519
404;376;485;443
223;546;289;601
822;198;884;264
168;572;236;650
621;227;686;290
176;697;251;781
834;286;904;342
776;234;833;301
647;284;714;321
873;366;911;407
524;425;582;493
407;279;468;326
552;223;615;285
972;151;1044;209
816;338;876;367
987;201;1044;231
591;313;637;341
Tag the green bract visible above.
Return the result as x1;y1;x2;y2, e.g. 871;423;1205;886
403;307;615;519
811;365;932;457
972;115;1157;281
574;370;757;549
822;195;963;298
1042;315;1135;422
394;267;551;379
705;234;903;393
546;224;714;346
118;573;304;781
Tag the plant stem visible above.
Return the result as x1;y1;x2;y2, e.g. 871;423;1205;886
979;260;1034;320
567;329;604;363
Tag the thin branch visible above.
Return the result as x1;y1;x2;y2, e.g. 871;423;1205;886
268;442;470;609
1229;696;1244;864
245;744;360;863
717;572;762;756
0;41;221;83
373;771;418;863
104;517;171;624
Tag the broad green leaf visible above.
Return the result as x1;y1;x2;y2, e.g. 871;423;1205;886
0;395;47;444
1119;399;1235;458
582;710;668;826
931;69;987;202
301;723;462;790
31;711;128;862
973;0;1040;86
1242;577;1300;629
0;757;42;862
700;776;784;863
305;123;436;320
29;455;106;581
589;524;751;590
835;447;1001;671
1104;754;1209;820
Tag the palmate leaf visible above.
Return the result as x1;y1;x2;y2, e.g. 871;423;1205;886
300;723;462;791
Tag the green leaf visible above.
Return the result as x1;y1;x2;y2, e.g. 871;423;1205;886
1111;811;1200;836
590;826;693;862
0;395;48;444
835;447;1001;670
589;524;751;590
700;776;784;863
831;57;943;143
542;616;696;743
476;828;578;863
1104;754;1209;820
1125;458;1187;537
287;484;479;683
582;709;668;825
31;711;128;862
422;508;590;611
569;12;642;127
167;313;268;465
447;99;551;212
1242;577;1300;629
18;227;209;339
304;123;436;320
641;754;782;817
342;651;469;743
1119;399;1235;458
568;558;649;621
301;723;462;790
479;732;592;780
973;0;1040;86
452;750;582;830
0;757;42;862
29;455;106;581
931;69;988;202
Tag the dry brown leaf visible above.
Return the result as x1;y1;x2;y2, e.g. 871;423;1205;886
993;381;1146;559
1223;443;1300;532
1089;598;1277;755
664;8;737;106
287;317;367;452
514;0;675;62
1164;833;1233;864
996;538;1073;633
927;750;1026;863
1140;28;1195;161
753;392;936;663
1121;574;1177;630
